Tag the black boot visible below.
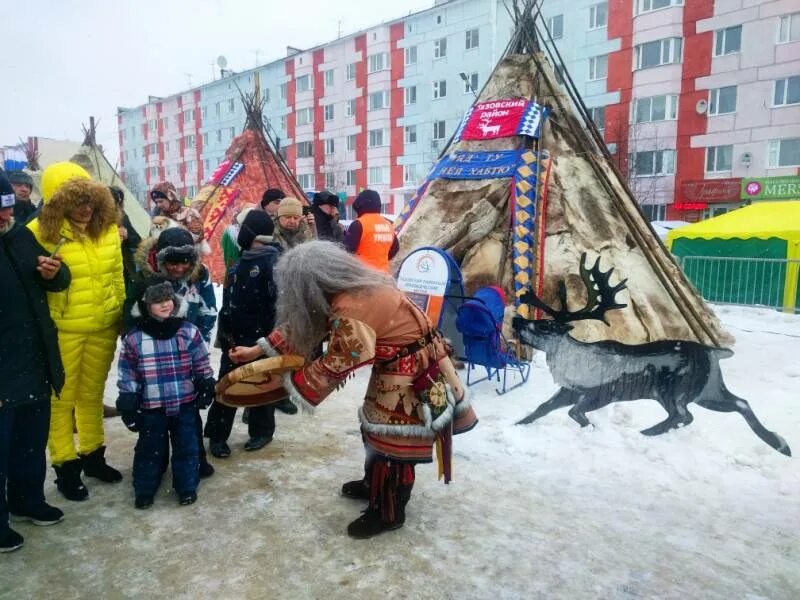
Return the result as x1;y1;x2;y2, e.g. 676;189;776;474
347;508;404;539
0;528;24;553
80;446;123;483
53;460;89;501
341;479;370;500
274;398;298;415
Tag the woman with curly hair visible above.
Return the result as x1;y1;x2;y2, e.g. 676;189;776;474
27;162;125;501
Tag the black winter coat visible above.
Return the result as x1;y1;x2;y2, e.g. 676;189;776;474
310;205;344;244
0;222;70;410
217;243;282;377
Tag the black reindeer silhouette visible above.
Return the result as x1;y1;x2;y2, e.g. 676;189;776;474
512;254;791;456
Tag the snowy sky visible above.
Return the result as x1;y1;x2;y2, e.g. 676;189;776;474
1;0;432;163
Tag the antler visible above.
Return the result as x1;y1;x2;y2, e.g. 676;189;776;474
519;253;628;325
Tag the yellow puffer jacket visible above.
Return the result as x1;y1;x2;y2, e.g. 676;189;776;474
27;165;125;333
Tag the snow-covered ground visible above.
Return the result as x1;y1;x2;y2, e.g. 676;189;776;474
3;305;799;599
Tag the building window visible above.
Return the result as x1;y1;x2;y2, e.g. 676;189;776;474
405;125;417;144
324;104;335;121
148;166;158;178
463;73;478;94
465;28;479;50
629;149;676;176
201;106;207;119
346;63;357;81
347;134;357;151
368;166;387;185
229;127;236;140
588;55;608;80
325;172;335;189
297;141;314;158
433;80;447;99
589;106;605;131
346;170;357;186
149;119;157;132
778;12;800;43
433;120;447;140
713;25;742;56
368;90;389;111
325;138;335;155
297;107;314;126
635;37;682;69
203;158;210;171
298;174;315;189
636;0;683;14
403;164;417;184
296;74;313;93
706;145;733;172
216;130;222;143
162;117;169;131
227;99;235;113
215;102;221;116
345;99;356;118
202;133;208;146
186;160;196;173
368;52;389;73
404;85;417;105
324;69;334;87
548;15;564;39
434;38;447;59
185;134;196;149
368;128;386;147
405;46;418;66
774;76;800;106
633;94;678;122
767;138;800;168
280;83;287;100
280;115;287;131
640;203;667;221
708;86;737;115
589;2;608;29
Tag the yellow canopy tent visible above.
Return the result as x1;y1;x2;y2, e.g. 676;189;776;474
667;202;800;312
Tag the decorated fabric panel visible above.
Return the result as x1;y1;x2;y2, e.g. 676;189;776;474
512;150;541;308
453;98;547;141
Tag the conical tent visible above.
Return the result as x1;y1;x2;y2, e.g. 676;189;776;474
395;2;730;348
191;83;306;281
69;120;151;238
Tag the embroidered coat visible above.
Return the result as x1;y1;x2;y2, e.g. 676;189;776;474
263;286;477;463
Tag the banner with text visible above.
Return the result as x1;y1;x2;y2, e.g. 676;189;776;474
430;150;523;180
455;98;546;141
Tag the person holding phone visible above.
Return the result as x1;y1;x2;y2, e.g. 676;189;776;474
272;196;316;251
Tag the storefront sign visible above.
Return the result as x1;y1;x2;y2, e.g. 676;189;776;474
740;176;800;201
680;178;741;203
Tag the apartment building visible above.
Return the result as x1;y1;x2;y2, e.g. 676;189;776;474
117;0;800;220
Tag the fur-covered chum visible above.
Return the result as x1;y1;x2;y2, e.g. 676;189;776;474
36;178;117;243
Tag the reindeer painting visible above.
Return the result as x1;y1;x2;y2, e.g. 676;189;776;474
478;115;501;137
512;254;791;456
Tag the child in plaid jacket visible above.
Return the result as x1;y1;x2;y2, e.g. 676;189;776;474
116;277;215;509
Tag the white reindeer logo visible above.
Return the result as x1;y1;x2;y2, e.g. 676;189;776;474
478;114;500;137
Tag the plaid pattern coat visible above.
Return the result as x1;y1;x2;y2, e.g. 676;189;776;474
118;321;213;415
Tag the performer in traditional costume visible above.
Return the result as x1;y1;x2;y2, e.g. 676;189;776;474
229;241;477;538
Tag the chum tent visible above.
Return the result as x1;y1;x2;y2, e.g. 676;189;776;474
191;79;306;281
667;202;800;312
394;0;730;348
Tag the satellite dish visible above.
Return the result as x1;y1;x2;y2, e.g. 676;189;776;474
217;55;228;69
695;99;708;114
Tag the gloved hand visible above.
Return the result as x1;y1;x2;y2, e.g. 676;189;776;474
117;392;141;432
195;377;216;409
120;410;139;433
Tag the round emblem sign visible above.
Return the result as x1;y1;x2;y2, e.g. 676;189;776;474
744;181;761;196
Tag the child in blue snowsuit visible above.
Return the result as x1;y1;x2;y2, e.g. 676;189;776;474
116;278;215;509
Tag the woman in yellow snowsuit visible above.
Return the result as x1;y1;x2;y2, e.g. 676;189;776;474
27;162;125;501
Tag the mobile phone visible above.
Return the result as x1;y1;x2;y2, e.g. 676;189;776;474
49;237;66;258
302;206;312;216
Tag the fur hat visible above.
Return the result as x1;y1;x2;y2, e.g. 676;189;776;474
353;189;382;216
277;197;303;218
131;276;187;323
156;227;198;264
234;203;258;225
313;190;339;208
41;162;91;203
237;209;274;250
1;171;16;208
8;171;33;189
261;188;286;209
150;182;179;205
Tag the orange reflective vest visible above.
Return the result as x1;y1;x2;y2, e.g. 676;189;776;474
354;213;395;272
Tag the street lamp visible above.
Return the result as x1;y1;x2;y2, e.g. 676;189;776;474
459;72;477;98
